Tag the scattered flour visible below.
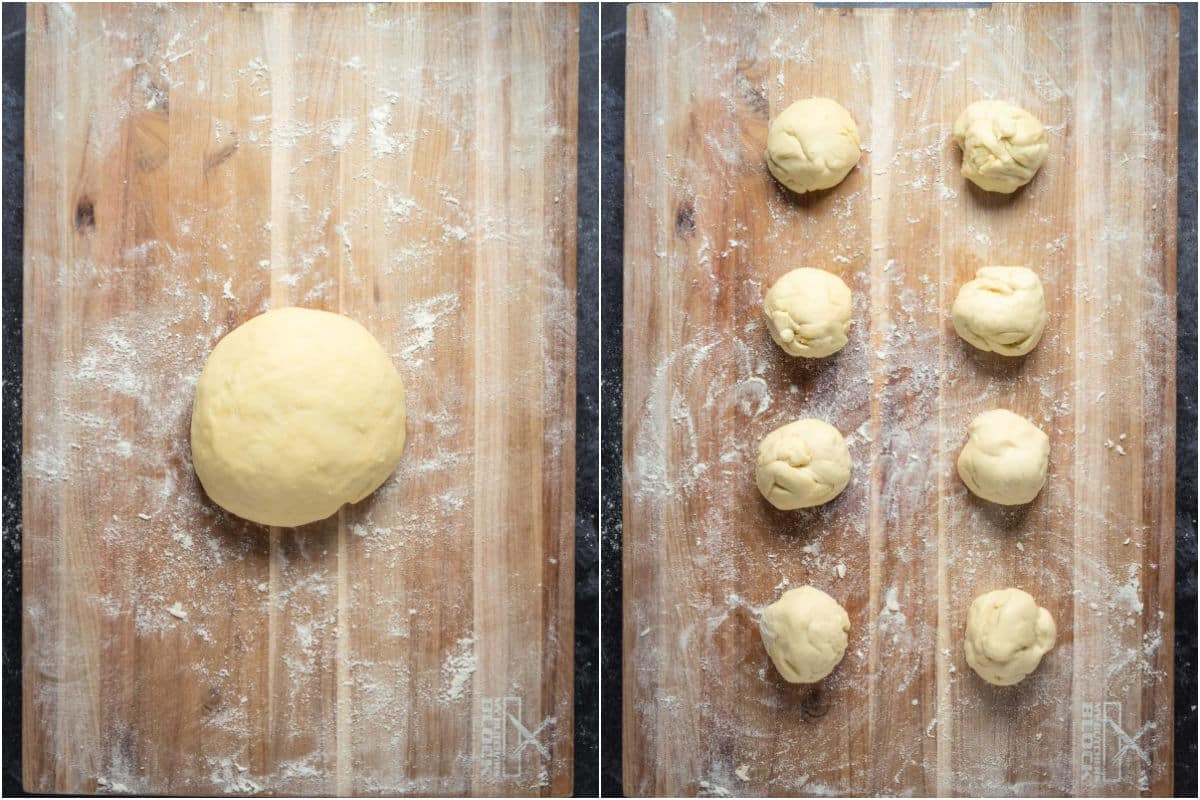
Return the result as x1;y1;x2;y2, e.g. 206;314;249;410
438;637;478;703
21;6;575;794
623;4;1173;796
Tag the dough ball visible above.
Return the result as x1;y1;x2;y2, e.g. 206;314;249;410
761;586;850;683
964;588;1056;686
763;268;853;358
953;100;1049;193
756;419;851;510
957;409;1048;505
952;266;1046;356
191;307;407;527
766;98;862;194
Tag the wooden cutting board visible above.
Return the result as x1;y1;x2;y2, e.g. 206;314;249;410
22;3;576;795
623;3;1177;796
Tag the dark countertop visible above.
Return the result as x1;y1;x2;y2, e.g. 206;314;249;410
0;3;599;796
575;3;600;795
2;5;26;795
599;4;627;796
599;2;1196;796
1175;5;1198;795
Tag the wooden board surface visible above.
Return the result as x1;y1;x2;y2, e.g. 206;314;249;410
622;3;1177;796
22;3;576;795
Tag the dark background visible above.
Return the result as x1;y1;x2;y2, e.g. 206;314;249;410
599;3;626;795
0;3;600;796
3;3;26;795
575;3;600;795
599;2;1197;796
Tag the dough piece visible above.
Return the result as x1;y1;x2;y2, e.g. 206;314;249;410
761;586;850;683
964;588;1056;686
756;419;851;510
766;98;862;194
957;409;1049;505
953;100;1049;193
952;266;1046;356
191;307;407;527
763;268;853;358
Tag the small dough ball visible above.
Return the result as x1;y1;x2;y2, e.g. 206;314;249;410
953;100;1049;193
191;307;407;527
766;98;862;194
964;588;1056;686
756;419;851;510
761;586;850;683
952;266;1046;356
763;268;853;358
957;409;1048;505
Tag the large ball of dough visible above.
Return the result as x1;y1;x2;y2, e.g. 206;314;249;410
766;98;862;194
953;100;1049;193
756;419;851;510
952;266;1046;356
763;268;853;358
964;588;1056;686
761;586;850;683
191;307;407;527
957;409;1048;505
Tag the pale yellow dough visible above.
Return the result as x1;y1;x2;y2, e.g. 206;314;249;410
763;267;852;358
761;586;850;683
953;100;1048;193
964;588;1056;686
766;98;862;194
191;307;407;527
957;409;1048;505
952;266;1046;356
756;419;851;510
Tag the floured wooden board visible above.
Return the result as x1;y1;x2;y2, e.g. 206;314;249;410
23;3;576;795
623;3;1177;796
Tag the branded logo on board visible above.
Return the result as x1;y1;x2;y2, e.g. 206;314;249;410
1081;701;1152;786
481;696;555;779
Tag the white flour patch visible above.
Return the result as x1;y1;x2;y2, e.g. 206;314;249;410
207;757;264;794
385;193;419;220
368;104;395;156
329;117;357;150
1113;565;1144;615
399;292;460;365
441;222;468;242
277;754;323;781
438;636;477;703
878;586;910;648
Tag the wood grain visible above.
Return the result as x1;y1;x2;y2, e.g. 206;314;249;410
622;4;1177;796
22;3;577;795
